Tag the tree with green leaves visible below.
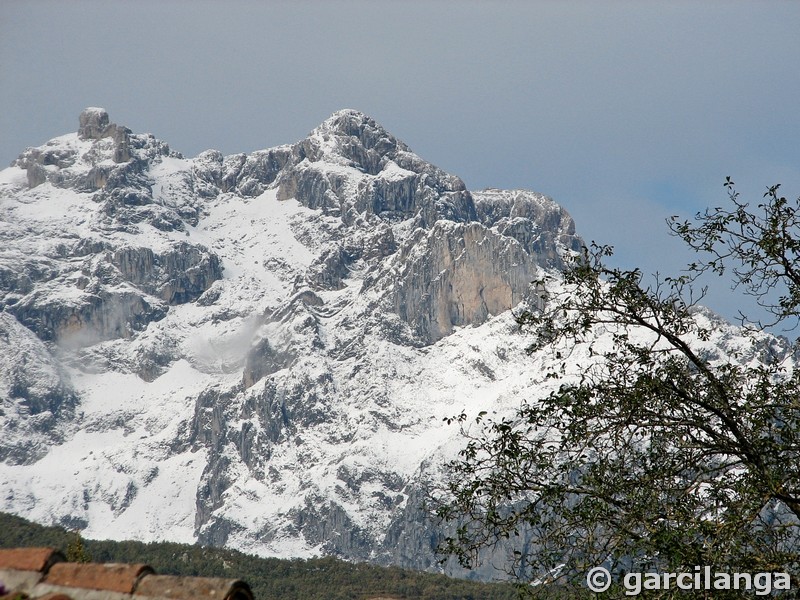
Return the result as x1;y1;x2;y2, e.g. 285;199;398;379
435;180;800;597
65;529;92;563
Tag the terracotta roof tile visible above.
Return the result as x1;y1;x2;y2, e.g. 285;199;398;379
0;548;64;572
1;550;255;600
134;575;253;600
45;564;154;594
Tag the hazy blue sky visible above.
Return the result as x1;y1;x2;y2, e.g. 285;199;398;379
2;1;799;323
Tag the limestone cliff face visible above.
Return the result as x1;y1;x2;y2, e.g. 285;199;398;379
12;287;166;344
389;221;540;343
112;243;223;305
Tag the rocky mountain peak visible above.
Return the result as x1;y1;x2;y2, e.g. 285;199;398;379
316;108;399;143
0;108;220;349
293;109;407;180
0;109;587;576
304;109;411;169
11;107;173;192
273;111;474;229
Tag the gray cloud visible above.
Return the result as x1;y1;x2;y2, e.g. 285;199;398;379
2;0;799;322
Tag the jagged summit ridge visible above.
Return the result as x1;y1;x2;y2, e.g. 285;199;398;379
272;108;474;227
310;108;413;162
299;108;463;190
0;107;584;575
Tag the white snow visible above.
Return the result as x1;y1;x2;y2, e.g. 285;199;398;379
0;115;778;567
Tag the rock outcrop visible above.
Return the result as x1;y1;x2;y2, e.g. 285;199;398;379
78;107;112;140
0;312;77;465
388;221;541;343
78;107;132;163
273;110;476;227
2;109;223;346
474;188;583;270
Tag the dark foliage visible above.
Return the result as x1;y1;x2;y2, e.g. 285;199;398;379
435;181;800;598
0;512;521;600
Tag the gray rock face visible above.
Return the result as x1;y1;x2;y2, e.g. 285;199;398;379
78;107;111;140
274;110;476;227
388;221;541;344
112;243;223;304
12;287;167;344
0;312;77;465
474;188;583;270
293;499;373;559
190;147;295;199
0;107;591;578
3;238;221;344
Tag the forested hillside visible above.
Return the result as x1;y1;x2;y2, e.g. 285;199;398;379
0;512;525;600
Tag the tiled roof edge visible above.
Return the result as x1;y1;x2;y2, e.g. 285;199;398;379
0;548;254;600
0;547;65;572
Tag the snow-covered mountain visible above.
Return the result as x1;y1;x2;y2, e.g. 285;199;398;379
0;107;587;573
